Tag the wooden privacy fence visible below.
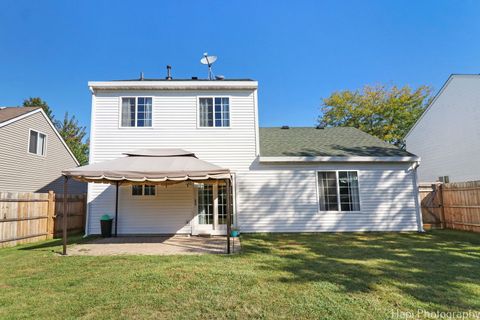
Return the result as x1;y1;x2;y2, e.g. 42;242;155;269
0;191;86;247
419;181;480;232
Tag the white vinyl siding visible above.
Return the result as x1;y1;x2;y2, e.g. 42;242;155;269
236;162;420;232
405;75;480;182
0;112;85;194
87;90;256;234
90;90;255;169
88;183;193;235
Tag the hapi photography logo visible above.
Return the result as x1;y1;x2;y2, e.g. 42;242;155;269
392;309;480;319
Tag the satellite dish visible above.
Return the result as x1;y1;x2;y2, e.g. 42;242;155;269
200;56;217;65
200;52;218;80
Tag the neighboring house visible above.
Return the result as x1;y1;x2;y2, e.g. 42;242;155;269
83;78;422;235
405;74;480;183
0;107;85;194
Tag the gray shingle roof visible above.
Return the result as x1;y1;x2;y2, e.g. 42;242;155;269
0;107;40;124
259;127;415;157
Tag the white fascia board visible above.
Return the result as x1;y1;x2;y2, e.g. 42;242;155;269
88;81;258;91
0;108;41;128
259;156;421;163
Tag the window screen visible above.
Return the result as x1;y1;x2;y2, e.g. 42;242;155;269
121;97;152;127
317;171;360;212
28;130;46;156
199;97;229;127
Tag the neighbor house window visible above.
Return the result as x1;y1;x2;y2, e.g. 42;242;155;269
28;130;46;156
132;185;156;196
121;97;152;127
317;171;360;212
199;97;229;127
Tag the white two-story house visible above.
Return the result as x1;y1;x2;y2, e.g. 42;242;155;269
69;77;423;236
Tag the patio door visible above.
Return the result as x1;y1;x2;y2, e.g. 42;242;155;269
192;182;229;235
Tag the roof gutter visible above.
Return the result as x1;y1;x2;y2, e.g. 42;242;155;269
258;156;421;163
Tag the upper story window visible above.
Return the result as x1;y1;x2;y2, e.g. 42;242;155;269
199;97;230;127
28;130;46;156
317;171;360;212
121;97;152;127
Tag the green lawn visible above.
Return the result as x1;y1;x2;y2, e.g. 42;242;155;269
0;231;479;319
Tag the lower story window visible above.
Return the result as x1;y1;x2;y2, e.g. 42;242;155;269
317;171;360;212
132;185;156;196
144;185;156;196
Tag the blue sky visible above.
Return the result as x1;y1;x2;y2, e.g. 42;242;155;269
1;0;479;133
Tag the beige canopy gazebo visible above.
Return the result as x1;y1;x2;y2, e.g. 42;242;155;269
61;149;233;255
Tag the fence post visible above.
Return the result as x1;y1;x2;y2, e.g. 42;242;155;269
438;184;446;229
47;191;55;239
82;193;87;234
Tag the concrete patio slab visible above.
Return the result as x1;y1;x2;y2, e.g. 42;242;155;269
67;235;241;256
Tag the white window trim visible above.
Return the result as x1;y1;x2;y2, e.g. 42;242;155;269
27;128;47;157
118;96;154;129
196;96;232;129
131;184;157;198
315;170;362;213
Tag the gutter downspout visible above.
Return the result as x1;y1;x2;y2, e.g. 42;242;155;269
411;161;424;233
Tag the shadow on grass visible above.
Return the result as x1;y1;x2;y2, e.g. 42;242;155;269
241;230;480;311
18;233;98;253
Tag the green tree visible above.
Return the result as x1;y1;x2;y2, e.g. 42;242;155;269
23;97;55;121
319;84;432;147
56;112;89;165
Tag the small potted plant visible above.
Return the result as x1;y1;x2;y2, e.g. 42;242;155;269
230;227;240;237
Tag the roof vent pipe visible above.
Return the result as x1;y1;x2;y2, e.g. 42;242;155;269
166;65;172;80
281;125;290;129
